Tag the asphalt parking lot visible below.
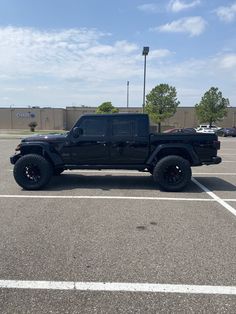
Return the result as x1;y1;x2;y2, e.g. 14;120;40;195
0;137;236;313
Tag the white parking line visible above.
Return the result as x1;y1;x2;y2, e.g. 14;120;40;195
192;178;236;217
0;195;214;202
0;280;236;295
1;194;236;202
220;154;236;156
193;173;236;176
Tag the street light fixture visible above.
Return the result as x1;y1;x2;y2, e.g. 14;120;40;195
142;46;149;113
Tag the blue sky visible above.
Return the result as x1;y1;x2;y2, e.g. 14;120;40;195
0;0;235;108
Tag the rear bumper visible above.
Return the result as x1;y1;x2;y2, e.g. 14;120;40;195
10;153;21;165
203;156;222;165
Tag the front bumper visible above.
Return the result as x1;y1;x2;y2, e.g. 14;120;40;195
203;156;222;165
10;153;21;165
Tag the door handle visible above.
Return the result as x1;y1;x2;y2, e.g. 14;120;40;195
125;141;135;145
97;141;107;145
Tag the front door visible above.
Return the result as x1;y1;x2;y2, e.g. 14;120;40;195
69;116;109;164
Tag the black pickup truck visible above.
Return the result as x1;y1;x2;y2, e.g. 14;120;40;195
10;114;221;191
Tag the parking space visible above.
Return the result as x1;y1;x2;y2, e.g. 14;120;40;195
1;289;236;313
0;137;236;313
1;198;236;284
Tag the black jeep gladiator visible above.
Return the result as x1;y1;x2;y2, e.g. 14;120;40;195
10;114;221;191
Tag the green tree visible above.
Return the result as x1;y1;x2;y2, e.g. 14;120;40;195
96;102;119;114
145;84;180;132
195;87;229;127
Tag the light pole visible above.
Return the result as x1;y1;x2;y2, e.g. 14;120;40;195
142;46;149;113
127;81;129;108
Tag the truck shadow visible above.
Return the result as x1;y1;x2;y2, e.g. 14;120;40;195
47;173;191;192
45;173;235;193
47;174;160;191
193;177;236;191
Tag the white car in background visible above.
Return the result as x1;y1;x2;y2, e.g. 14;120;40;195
196;124;220;134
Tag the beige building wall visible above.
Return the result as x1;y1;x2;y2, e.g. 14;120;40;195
223;107;236;127
0;106;236;130
149;107;236;129
0;108;12;129
66;107;97;129
39;108;65;130
162;108;197;129
0;108;65;130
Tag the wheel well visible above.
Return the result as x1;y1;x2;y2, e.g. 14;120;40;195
151;148;192;168
21;146;54;166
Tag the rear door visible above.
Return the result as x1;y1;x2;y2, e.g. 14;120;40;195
109;115;149;164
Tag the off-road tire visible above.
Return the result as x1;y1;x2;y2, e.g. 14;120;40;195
153;155;192;192
13;154;53;190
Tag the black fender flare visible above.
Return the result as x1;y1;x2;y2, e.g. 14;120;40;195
20;141;64;166
146;143;200;166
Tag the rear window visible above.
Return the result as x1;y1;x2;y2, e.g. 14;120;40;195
112;116;148;137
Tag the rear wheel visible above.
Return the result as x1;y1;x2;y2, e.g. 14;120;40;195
13;154;53;190
153;155;192;192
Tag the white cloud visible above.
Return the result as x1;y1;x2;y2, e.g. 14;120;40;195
149;49;172;59
36;85;49;90
215;3;236;23
218;54;236;69
168;0;201;12
154;16;206;36
4;87;25;92
137;3;159;13
0;26;235;107
0;26;176;106
0;27;141;82
86;41;138;56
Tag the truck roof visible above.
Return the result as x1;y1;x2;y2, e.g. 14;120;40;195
81;113;148;118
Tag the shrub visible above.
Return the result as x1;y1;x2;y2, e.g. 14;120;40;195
28;121;38;132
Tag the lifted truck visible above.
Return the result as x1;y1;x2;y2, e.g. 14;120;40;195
10;114;221;191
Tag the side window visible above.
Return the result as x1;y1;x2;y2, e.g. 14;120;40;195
137;116;149;136
79;118;107;136
112;118;135;137
112;116;149;137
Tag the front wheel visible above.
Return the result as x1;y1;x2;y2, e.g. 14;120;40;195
13;154;53;190
153;155;192;192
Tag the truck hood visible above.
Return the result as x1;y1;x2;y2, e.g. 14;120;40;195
21;133;68;143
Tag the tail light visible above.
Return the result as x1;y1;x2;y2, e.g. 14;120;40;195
213;140;220;150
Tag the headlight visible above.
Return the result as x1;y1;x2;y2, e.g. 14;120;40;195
15;144;21;151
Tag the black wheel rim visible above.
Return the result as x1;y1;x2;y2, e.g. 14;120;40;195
163;165;184;185
23;164;41;183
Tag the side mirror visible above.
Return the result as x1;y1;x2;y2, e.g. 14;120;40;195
72;127;83;138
